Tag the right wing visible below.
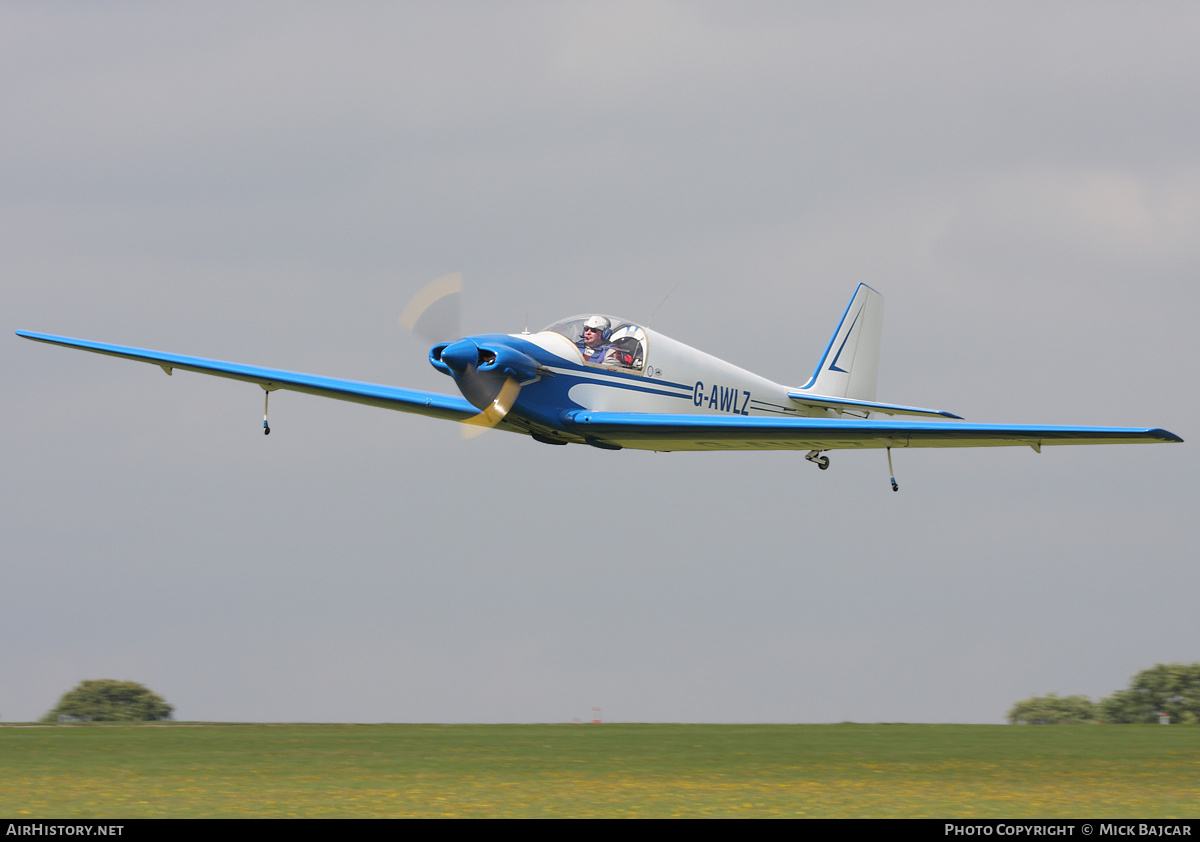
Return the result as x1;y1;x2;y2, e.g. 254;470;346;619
16;331;477;422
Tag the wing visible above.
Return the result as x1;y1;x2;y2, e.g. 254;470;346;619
564;411;1182;451
16;331;477;422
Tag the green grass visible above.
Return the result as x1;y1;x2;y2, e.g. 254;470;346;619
1;723;1197;817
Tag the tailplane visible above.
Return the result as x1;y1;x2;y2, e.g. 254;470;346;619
798;283;883;400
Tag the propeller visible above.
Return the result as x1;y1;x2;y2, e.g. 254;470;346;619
398;272;461;345
400;274;527;436
459;376;521;439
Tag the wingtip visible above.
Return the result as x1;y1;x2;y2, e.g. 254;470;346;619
16;330;71;346
1153;429;1184;443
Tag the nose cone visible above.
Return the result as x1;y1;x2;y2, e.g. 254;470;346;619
439;339;479;376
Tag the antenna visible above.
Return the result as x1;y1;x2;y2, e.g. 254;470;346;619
646;279;683;328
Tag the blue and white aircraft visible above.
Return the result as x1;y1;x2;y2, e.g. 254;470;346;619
16;284;1180;490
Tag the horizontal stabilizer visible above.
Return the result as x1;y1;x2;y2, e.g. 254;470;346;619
16;331;477;422
788;392;962;419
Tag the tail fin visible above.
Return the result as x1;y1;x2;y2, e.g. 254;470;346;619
798;283;883;400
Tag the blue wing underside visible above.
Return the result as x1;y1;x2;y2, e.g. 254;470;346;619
17;331;1182;450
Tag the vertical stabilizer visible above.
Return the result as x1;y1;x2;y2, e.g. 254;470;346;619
799;284;883;400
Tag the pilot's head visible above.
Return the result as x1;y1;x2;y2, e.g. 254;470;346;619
582;315;610;347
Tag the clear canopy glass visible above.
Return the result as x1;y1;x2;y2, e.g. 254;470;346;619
542;315;648;371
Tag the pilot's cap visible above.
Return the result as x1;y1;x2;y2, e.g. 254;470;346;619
583;316;610;332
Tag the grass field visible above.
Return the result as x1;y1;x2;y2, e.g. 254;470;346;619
1;723;1197;818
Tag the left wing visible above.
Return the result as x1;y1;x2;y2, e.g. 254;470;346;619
16;331;478;422
564;411;1182;451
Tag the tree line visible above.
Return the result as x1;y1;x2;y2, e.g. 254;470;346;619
38;666;1200;724
1009;663;1200;724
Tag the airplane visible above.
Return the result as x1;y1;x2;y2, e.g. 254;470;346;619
16;283;1181;491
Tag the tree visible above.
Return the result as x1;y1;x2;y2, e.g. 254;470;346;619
1008;693;1098;724
41;679;173;723
1098;663;1200;724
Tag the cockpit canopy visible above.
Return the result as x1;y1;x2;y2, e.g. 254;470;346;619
542;315;648;372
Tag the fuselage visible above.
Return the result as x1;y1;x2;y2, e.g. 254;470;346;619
430;315;833;448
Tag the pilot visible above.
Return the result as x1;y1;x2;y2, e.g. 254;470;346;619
578;316;620;365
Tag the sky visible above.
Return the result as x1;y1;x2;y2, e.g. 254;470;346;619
2;2;1197;724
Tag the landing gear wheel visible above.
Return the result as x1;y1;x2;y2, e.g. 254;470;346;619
804;450;830;471
264;425;271;436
